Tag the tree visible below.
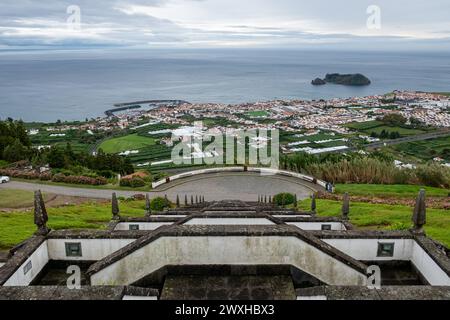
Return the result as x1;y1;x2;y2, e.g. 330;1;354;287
380;113;407;127
3;139;27;162
46;146;66;168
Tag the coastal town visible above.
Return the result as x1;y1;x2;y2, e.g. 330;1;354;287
33;91;450;135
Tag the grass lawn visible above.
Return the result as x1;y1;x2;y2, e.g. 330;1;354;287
99;134;156;154
0;200;148;249
365;125;424;136
346;121;384;131
0;189;52;209
335;184;449;198
299;199;450;247
12;178;152;192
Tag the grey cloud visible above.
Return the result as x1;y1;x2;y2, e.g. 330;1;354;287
1;0;450;50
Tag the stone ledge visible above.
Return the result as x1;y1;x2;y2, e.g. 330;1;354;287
0;286;159;300
296;286;450;300
311;230;414;239
0;236;46;286
47;230;147;240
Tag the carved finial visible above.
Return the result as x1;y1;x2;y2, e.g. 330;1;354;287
264;195;267;203
412;189;426;234
191;195;194;205
202;196;205;203
176;195;180;208
311;193;317;214
195;195;198;204
269;196;272;204
294;194;298;209
34;190;49;235
342;192;350;220
145;194;151;215
185;195;188;206
112;192;120;220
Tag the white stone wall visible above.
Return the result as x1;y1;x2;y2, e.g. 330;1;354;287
90;236;367;286
411;241;450;286
288;222;346;231
184;218;275;225
47;239;134;261
324;238;450;285
4;242;49;286
323;239;413;261
274;215;312;218
114;222;174;231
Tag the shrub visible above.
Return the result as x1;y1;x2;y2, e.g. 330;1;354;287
51;173;107;185
273;193;295;206
416;164;450;188
98;170;114;179
120;177;146;188
150;197;170;211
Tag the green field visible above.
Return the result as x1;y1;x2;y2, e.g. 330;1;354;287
246;111;269;118
335;184;449;198
367;125;424;136
346;121;425;137
0;189;52;209
392;136;450;161
0;200;148;249
299;199;450;247
346;121;384;131
29;129;95;153
99;134;157;154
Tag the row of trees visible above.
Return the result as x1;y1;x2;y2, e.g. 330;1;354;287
370;130;401;139
33;144;134;176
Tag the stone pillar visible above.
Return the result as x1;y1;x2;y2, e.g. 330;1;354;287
112;192;120;220
185;195;188;206
145;194;151;215
294;194;298;210
342;192;350;220
311;193;317;214
412;189;426;234
191;195;194;205
34;190;49;235
176;195;180;208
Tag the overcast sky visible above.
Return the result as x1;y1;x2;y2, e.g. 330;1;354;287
1;0;450;51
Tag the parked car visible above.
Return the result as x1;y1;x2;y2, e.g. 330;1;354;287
0;176;10;184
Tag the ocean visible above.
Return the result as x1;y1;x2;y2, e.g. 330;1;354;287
0;48;449;122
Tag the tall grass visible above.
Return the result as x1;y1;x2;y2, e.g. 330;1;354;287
288;155;450;188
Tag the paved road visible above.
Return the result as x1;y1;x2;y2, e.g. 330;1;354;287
0;172;319;202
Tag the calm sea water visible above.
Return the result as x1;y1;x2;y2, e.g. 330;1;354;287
0;49;449;122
